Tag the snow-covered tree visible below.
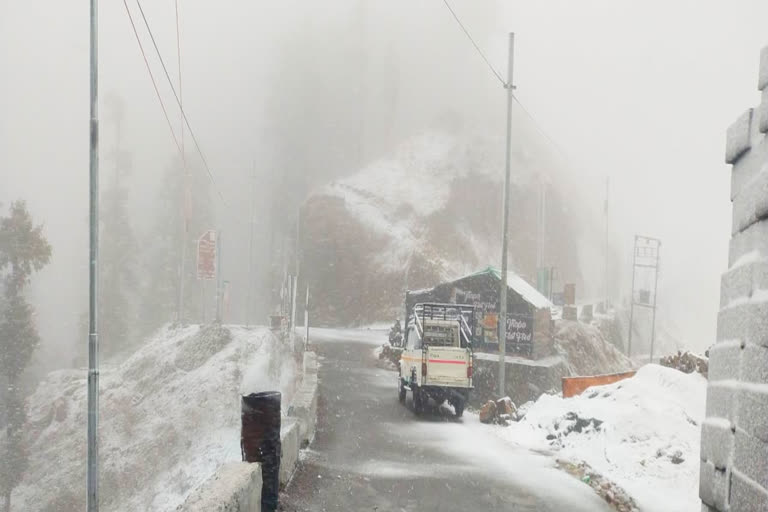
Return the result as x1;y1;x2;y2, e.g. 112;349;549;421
0;201;51;512
99;149;139;356
140;157;213;331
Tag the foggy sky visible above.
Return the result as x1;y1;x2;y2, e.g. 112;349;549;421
1;0;767;374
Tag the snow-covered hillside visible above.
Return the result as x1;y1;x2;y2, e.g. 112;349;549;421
486;365;706;512
13;324;298;512
302;131;585;325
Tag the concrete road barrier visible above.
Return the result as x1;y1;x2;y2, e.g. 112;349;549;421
562;371;636;398
279;418;300;486
288;352;319;446
177;462;262;512
178;351;319;511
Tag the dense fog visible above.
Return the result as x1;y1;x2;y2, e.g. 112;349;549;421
2;0;768;382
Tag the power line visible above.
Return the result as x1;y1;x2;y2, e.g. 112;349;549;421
133;0;226;205
436;1;573;169
513;95;571;164
121;0;183;157
439;0;506;86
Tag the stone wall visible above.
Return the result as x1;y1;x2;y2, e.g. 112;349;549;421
471;352;569;406
700;45;768;512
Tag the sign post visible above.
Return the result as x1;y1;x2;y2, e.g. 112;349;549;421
197;230;217;323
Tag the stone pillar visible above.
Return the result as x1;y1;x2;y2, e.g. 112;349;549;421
700;45;768;512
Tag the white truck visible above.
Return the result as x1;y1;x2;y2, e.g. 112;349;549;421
398;303;475;417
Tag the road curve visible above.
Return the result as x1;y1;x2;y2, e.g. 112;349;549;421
279;329;611;512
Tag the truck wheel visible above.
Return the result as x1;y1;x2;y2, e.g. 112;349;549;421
413;387;424;415
454;399;464;418
398;380;406;403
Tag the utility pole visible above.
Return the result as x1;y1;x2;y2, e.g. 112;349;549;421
604;177;610;304
246;161;257;326
291;210;300;334
649;245;660;363
176;0;188;325
498;32;514;398
215;231;223;322
627;235;661;360
87;0;100;509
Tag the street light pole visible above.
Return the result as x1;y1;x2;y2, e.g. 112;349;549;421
498;32;514;398
87;0;100;509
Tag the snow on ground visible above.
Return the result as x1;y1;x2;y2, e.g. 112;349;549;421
309;327;388;346
481;364;706;512
14;324;298;512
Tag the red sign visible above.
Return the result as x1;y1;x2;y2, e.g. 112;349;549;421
197;230;217;280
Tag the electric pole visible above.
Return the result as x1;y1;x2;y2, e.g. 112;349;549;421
604;177;610;304
87;0;100;508
246;161;257;326
498;32;514;398
175;0;188;325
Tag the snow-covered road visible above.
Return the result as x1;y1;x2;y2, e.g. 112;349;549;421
281;330;611;512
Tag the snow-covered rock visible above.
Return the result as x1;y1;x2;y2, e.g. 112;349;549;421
301;131;586;326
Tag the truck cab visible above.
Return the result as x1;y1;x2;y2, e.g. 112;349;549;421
398;303;475;416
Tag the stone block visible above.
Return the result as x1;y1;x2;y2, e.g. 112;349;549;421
734;429;768;490
737;387;768;443
729;220;768;269
177;462;262;512
701;420;735;469
699;460;731;511
732;160;768;235
759;46;768;91
303;351;318;375
279;419;300;486
741;343;768;385
727;109;754;164
720;260;768;309
717;302;768;348
705;383;738;424
708;340;742;382
731;468;768;512
731;133;768;201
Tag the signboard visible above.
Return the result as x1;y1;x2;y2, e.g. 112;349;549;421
197;230;217;280
506;313;533;348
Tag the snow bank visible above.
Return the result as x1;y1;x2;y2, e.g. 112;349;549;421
488;364;706;512
14;324;298;512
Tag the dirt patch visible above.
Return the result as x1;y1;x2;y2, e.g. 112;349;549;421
557;460;639;512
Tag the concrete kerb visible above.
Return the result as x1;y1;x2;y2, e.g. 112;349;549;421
178;346;319;512
176;462;263;512
287;351;320;447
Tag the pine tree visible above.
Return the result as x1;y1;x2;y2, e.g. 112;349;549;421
99;118;139;357
0;201;51;512
140;157;213;332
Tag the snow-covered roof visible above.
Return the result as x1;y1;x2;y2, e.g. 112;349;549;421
411;266;553;310
466;266;554;310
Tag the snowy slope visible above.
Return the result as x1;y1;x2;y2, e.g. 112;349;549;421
485;365;706;512
13;324;298;512
322;132;507;277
